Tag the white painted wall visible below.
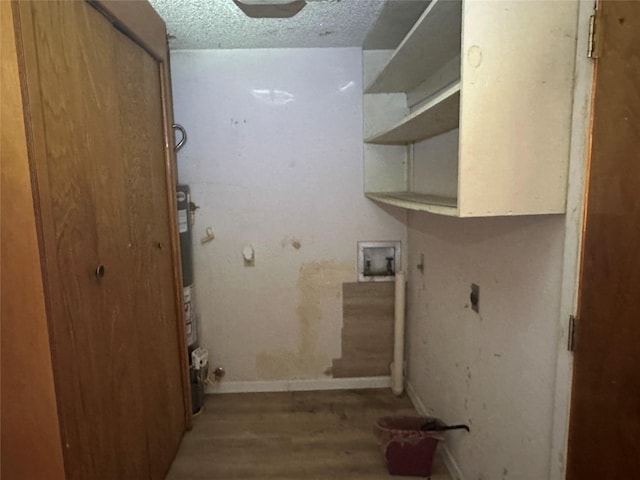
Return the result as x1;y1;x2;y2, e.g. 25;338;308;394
171;48;407;389
406;214;566;480
170;20;591;474
404;3;594;477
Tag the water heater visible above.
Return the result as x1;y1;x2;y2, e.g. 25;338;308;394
176;184;196;347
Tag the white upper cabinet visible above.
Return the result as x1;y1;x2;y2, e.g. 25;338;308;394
363;0;579;217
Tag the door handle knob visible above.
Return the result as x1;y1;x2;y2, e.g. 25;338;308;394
95;264;105;279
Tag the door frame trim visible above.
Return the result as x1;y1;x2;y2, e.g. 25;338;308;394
547;1;596;479
90;1;168;63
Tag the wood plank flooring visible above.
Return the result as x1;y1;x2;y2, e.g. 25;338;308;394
166;389;452;480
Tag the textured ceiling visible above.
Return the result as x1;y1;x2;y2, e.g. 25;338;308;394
148;0;391;50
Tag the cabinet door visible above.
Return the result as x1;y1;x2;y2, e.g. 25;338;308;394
16;1;187;478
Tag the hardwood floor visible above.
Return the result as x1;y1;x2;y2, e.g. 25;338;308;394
166;389;452;479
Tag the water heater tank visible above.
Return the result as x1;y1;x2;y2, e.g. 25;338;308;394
177;185;197;347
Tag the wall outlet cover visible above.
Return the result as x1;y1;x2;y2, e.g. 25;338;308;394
470;283;480;313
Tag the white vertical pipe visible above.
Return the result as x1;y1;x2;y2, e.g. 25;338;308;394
392;271;406;396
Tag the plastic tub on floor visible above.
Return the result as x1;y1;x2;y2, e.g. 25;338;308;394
374;416;446;477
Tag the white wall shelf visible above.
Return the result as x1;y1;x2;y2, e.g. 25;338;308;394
365;192;457;216
363;0;579;217
365;0;462;95
365;82;460;145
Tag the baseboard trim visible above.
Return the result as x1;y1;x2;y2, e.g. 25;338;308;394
439;444;464;480
206;376;392;394
405;381;429;415
405;381;465;480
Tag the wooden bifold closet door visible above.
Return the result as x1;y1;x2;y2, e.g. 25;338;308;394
11;1;189;478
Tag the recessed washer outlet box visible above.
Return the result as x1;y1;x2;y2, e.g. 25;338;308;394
358;241;401;282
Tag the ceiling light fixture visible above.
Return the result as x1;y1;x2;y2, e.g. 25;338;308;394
232;0;307;18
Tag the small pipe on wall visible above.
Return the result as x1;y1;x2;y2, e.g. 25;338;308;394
392;271;406;396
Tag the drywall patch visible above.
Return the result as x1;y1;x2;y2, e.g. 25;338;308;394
332;282;395;378
256;260;352;380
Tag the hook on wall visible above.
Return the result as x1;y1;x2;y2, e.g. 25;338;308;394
173;124;187;152
200;227;215;244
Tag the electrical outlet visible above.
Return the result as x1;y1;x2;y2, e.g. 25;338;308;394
191;347;209;370
470;283;480;313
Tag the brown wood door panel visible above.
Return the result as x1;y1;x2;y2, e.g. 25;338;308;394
567;1;640;478
9;0;187;478
23;1;150;478
0;2;66;478
16;0;190;478
112;26;186;478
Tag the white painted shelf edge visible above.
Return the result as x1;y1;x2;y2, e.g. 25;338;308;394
365;192;458;215
365;0;462;94
365;81;461;145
